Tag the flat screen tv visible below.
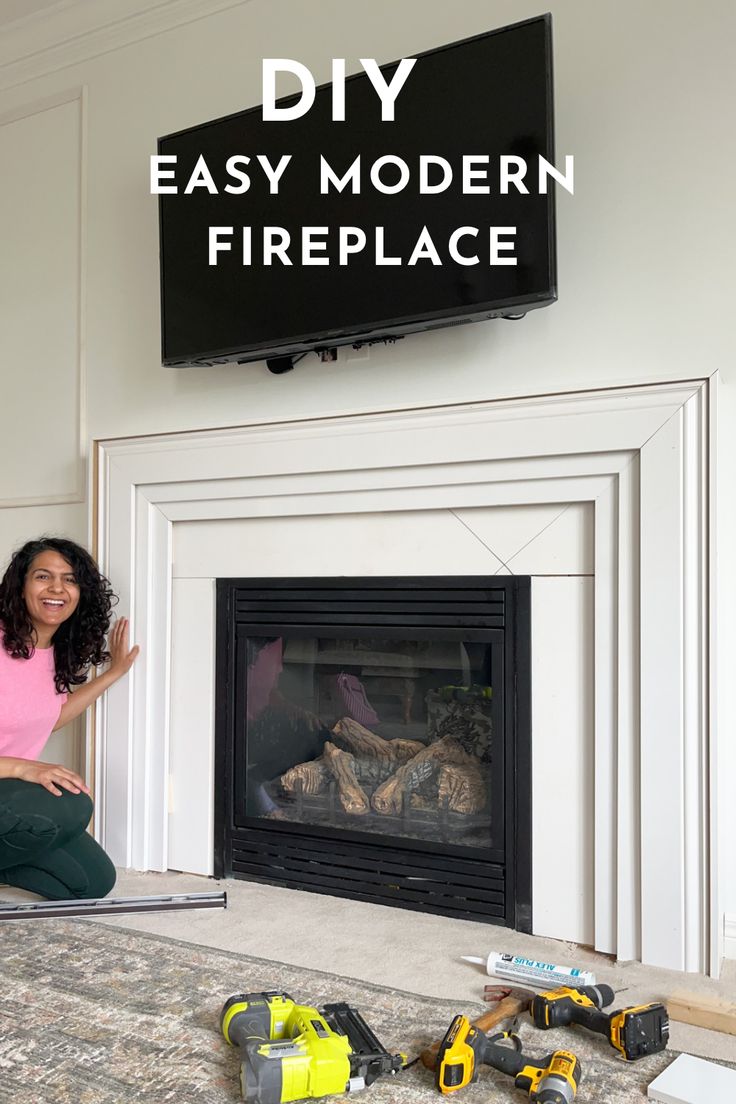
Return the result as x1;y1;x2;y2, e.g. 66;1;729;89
157;14;556;369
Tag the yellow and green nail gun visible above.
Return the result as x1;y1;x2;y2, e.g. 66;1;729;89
221;990;404;1103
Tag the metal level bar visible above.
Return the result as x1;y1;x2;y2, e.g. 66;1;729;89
0;890;227;922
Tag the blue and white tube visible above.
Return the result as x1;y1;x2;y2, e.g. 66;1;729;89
461;951;597;989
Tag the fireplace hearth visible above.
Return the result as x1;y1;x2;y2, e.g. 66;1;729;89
214;577;531;930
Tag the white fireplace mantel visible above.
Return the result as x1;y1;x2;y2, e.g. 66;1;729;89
94;377;717;974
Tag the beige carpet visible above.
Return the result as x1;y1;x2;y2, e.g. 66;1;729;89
100;871;736;1060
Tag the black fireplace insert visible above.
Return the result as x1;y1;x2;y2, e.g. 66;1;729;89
214;577;531;930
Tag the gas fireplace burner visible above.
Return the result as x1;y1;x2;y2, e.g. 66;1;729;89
214;577;531;930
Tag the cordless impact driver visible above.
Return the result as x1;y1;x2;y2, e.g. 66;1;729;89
435;1015;581;1103
529;985;669;1061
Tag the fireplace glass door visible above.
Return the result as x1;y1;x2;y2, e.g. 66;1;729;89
215;578;531;929
234;633;502;850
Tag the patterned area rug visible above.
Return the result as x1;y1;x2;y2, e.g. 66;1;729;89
0;919;678;1103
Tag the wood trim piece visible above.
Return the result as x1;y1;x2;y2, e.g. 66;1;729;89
130;499;172;872
640;411;686;969
592;477;617;954
616;454;641;963
667;992;736;1035
708;374;720;976
683;389;707;972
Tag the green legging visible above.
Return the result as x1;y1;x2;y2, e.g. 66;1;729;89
0;778;116;900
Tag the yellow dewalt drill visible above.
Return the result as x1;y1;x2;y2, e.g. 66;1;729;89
529;985;669;1061
435;1015;581;1103
221;991;404;1103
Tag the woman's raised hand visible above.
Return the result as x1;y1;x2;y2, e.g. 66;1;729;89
107;617;140;678
16;759;90;797
49;617;141;733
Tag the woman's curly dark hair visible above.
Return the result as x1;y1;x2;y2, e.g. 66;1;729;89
0;537;117;693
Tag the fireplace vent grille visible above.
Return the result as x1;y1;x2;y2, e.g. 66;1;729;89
231;828;506;922
233;579;507;632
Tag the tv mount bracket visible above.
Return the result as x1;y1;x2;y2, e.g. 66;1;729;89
0;890;227;922
264;347;338;374
264;338;404;374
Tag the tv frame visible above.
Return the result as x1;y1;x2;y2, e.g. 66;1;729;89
158;14;556;368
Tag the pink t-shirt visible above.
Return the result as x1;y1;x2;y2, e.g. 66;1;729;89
246;638;283;721
0;638;67;761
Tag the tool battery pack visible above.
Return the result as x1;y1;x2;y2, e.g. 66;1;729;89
618;1005;669;1060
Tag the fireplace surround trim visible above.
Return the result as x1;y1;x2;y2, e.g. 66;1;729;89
93;376;716;973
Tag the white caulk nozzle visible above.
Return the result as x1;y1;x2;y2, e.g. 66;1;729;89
461;956;486;965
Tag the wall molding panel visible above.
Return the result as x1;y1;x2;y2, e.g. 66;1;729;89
0;0;252;91
0;86;86;507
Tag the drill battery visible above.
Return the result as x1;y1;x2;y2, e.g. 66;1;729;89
221;991;404;1103
530;985;669;1061
609;1003;670;1061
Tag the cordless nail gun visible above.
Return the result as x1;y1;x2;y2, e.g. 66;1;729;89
221;991;404;1103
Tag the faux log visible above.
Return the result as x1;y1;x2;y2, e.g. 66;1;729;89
371;736;477;815
280;736;423;795
331;717;424;763
437;762;487;814
391;738;428;761
323;740;370;815
280;758;330;796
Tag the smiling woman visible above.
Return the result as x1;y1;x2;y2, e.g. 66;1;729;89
0;537;139;901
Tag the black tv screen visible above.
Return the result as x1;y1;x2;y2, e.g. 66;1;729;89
157;14;556;367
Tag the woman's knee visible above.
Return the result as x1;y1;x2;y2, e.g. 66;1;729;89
0;781;93;835
66;831;117;899
80;847;116;899
53;790;94;839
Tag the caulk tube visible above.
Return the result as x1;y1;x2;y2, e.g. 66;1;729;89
461;952;597;989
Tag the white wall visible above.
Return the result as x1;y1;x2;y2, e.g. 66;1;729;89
1;0;734;917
